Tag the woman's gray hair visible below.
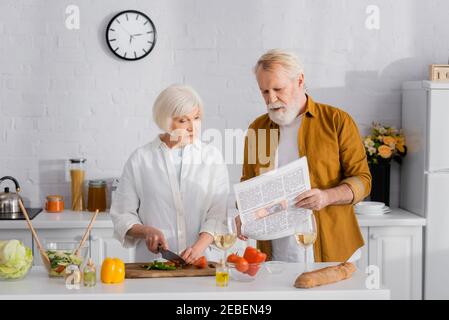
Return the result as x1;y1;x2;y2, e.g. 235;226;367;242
153;84;204;132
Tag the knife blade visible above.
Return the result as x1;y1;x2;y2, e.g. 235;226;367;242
157;244;187;266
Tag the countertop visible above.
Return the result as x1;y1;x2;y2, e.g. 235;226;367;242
0;208;426;229
356;208;426;227
0;263;390;300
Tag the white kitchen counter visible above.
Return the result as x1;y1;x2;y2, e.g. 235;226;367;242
0;208;425;229
0;210;113;229
0;263;390;300
356;208;426;227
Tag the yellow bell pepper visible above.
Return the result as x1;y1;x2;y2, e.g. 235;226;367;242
101;257;125;284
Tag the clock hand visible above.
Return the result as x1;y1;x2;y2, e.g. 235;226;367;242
131;33;143;36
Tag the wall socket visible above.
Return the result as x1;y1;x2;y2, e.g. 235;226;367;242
429;64;449;81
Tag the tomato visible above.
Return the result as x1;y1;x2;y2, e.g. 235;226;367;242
193;256;207;269
246;264;260;276
55;265;65;274
226;253;240;263
235;257;249;273
243;246;267;263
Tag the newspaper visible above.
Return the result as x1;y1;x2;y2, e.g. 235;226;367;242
234;157;312;240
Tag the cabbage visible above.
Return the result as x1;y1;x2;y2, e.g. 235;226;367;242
0;240;33;279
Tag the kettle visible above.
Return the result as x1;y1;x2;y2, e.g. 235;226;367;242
0;176;22;213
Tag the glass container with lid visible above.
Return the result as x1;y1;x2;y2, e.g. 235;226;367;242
69;158;86;211
87;179;107;212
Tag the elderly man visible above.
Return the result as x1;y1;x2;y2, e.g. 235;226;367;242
240;49;371;263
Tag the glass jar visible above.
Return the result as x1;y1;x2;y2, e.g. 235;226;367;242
87;180;107;212
69;158;86;211
83;258;96;287
215;260;229;287
45;195;64;213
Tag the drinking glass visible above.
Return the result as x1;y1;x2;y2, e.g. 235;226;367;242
214;217;238;262
294;212;317;272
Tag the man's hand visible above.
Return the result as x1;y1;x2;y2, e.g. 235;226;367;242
144;226;168;254
294;188;330;211
235;215;248;241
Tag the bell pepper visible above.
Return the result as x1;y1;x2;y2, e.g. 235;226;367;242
101;257;125;284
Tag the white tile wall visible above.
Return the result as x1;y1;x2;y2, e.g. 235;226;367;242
1;0;449;207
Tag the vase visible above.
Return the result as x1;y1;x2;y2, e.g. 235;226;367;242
369;162;390;206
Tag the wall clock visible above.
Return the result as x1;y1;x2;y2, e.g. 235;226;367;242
106;10;157;61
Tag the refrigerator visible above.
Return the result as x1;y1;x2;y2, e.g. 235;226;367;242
401;81;449;299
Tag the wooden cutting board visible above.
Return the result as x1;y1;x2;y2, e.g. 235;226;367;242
125;262;217;278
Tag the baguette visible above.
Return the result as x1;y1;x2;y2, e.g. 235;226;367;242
294;262;356;288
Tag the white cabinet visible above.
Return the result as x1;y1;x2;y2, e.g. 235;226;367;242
358;226;423;300
32;228;135;268
91;229;135;263
356;227;369;272
0;230;33;249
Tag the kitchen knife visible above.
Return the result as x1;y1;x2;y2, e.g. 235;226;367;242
157;244;187;266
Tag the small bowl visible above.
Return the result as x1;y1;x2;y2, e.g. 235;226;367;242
264;261;286;274
226;262;264;282
45;241;88;277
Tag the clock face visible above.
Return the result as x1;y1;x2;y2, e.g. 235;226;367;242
106;10;157;61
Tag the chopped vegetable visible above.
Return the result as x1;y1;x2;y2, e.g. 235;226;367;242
193;256;207;269
46;250;83;277
143;261;178;271
0;240;33;280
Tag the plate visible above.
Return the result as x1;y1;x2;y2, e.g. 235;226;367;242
354;201;385;209
355;206;391;215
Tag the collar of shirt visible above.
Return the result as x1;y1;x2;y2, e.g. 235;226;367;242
150;135;203;151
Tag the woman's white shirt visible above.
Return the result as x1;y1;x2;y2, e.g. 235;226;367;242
110;136;229;262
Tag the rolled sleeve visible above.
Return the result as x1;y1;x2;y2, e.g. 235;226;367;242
110;157;143;248
337;112;372;204
340;176;367;204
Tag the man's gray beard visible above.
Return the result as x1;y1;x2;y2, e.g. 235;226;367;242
268;104;301;126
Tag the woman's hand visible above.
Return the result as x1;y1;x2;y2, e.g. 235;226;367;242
181;232;213;264
180;246;204;265
143;226;168;254
235;215;248;241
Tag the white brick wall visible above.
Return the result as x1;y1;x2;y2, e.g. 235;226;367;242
1;0;448;208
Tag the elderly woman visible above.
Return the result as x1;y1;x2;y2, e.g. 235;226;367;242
110;84;229;264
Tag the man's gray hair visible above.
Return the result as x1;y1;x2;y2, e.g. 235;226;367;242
254;49;305;79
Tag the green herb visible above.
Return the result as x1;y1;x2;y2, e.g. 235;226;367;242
143;261;177;271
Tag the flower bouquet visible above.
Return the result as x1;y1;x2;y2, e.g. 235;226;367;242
363;123;407;165
363;123;407;205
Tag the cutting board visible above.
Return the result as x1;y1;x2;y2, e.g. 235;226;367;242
125;262;217;278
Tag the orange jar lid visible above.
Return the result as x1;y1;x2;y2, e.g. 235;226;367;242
47;195;63;201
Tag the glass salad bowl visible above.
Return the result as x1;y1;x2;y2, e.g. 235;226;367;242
45;241;88;277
